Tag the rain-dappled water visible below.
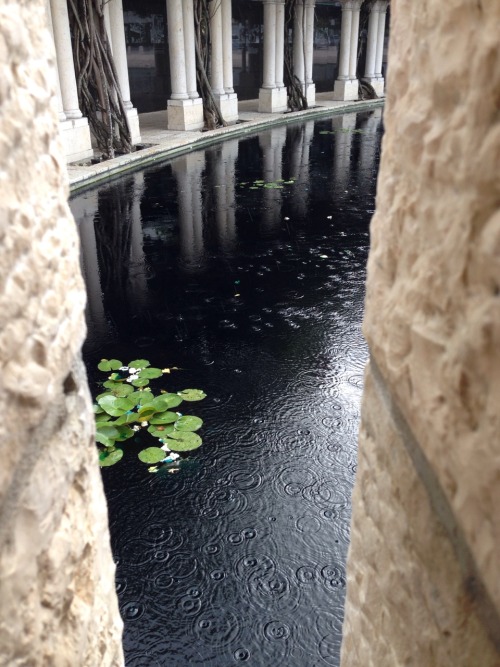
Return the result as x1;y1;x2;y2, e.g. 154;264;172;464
70;108;383;667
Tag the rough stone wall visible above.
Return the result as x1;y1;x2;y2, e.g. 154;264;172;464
340;1;500;665
0;2;123;666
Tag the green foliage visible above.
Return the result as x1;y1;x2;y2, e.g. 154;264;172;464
240;178;296;191
94;358;206;470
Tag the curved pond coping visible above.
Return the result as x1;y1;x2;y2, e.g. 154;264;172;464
68;98;384;194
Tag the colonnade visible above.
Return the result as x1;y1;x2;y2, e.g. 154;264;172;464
45;0;389;160
46;0;141;162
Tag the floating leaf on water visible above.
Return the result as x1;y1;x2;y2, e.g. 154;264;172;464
150;411;178;424
254;180;264;184
95;413;112;423
148;424;175;438
164;431;202;451
136;405;157;421
152;394;183;410
97;359;123;372
114;425;134;441
132;378;150;387
319;255;329;259
283;180;295;185
97;395;127;417
249;186;259;190
114;397;136;411
175;415;203;432
114;412;137;425
93;404;104;414
138;447;167;464
139;367;163;379
177;389;207;402
99;448;123;467
96;424;120;437
128;359;150;369
131;390;154;405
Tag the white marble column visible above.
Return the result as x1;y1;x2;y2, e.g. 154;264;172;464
183;0;198;98
333;0;362;101
210;0;225;95
45;0;66;122
107;0;142;144
49;0;93;161
374;2;389;86
222;0;234;93
259;0;287;113
304;0;316;105
363;1;388;96
293;0;305;87
166;0;203;130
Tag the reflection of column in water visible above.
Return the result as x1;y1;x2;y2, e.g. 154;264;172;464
73;193;109;339
289;121;314;219
358;107;383;180
258;126;287;233
173;153;205;270
332;113;356;195
218;138;239;249
128;172;148;304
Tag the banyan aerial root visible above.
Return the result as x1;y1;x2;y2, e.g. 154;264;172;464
93;358;206;472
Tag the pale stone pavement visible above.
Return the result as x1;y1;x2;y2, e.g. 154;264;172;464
68;93;384;192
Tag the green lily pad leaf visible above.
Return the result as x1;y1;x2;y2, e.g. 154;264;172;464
93;403;104;414
177;389;207;402
138;447;167;463
137;405;157;421
175;415;203;432
132;378;150;387
139;367;163;379
97;359;123;372
96;391;114;401
254;180;264;184
97;395;127;417
99;448;123;466
128;359;150;369
112;383;135;397
150;411;178;424
114;397;136;411
96;432;117;448
115;425;134;441
103;380;123;391
130;390;154;405
283;180;295;185
152;394;183;410
164;431;202;451
95;413;112;423
148;424;175;438
96;424;120;438
114;412;138;425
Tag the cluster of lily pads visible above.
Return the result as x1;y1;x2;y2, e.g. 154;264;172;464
93;358;206;472
238;178;296;190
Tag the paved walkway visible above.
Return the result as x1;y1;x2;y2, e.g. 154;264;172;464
68;93;384;192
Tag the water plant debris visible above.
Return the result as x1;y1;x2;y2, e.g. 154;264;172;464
93;358;206;470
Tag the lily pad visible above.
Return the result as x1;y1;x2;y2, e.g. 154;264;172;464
175;415;203;432
93;403;104;414
139;367;163;379
95;413;112;423
150;411;178;424
97;395;127;417
164;431;202;451
128;359;150;369
132;378;150;387
148;424;175;438
152;394;183;410
131;390;154;405
99;448;124;466
137;405;157;421
138;447;167;464
177;389;207;402
114;425;134;441
97;359;123;372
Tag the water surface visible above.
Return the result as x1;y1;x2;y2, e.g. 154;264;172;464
71;108;383;667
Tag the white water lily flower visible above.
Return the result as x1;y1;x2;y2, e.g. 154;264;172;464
160;444;171;452
128;367;138;374
170;453;180;461
132;425;141;431
119;366;129;371
129;374;139;381
141;421;148;427
126;377;134;383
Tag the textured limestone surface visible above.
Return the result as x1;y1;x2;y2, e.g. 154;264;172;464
341;0;500;663
341;369;500;667
0;2;123;665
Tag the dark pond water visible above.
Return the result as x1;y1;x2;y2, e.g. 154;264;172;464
70;108;383;667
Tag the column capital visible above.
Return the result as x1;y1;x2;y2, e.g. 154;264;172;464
339;0;363;10
371;0;389;11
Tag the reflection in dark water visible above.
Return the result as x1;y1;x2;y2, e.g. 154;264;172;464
71;109;383;667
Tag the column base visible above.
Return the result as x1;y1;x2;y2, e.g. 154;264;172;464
365;76;385;97
258;87;288;113
126;107;142;144
213;93;239;124
305;83;316;107
167;98;204;131
332;78;359;101
59;117;93;163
